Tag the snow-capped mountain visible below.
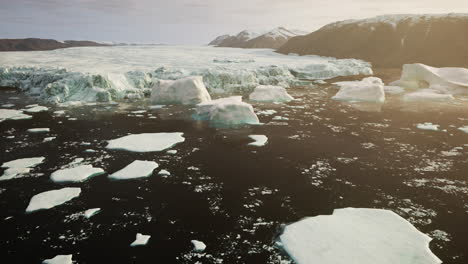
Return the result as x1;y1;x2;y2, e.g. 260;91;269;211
277;13;468;68
209;27;308;49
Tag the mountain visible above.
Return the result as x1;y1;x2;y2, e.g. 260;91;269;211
0;38;109;51
277;14;468;68
209;27;307;49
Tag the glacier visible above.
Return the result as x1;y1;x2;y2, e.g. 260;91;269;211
0;46;372;104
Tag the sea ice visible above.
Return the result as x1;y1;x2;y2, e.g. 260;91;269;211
50;165;105;183
458;126;468;133
2;157;45;168
0;109;32;122
109;160;158;180
248;135;268;147
332;77;385;103
151;76;211;105
402;90;454;102
195;96;260;126
42;254;73;264
27;128;50;133
158;169;171;176
191;240;206;252
25;187;81;213
249;85;293;102
24;106;48;113
279;208;441;264
130;233;151;247
84;208;101;219
416;123;440;131
0;167;31;181
384;85;405;94
106;133;185;152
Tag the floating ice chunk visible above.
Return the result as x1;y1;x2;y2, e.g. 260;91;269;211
84;208;101;219
158;169;171;176
54;110;66;115
2;103;14;108
109;160;158;180
384;85;405;95
0;109;32;122
27;128;50;133
402;90;454;102
272;116;289;121
26;187;81;213
332;77;385;103
151;76;211;105
191;240;206;252
43;137;56;142
2;157;45;168
166;149;177;155
392;63;468;95
24;106;48;113
458;126;468;133
279;208;441;264
42;254;73;264
149;105;165;109
50;165;105;183
106;133;185;152
257;109;277;116
0;167;31;181
195;96;260;126
248;135;268;147
130;233;151;247
416;123;439;131
249;85;293;102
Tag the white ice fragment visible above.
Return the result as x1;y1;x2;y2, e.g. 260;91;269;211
106;133;185;152
54;110;66;115
50;164;105;183
24;106;48;113
0;109;32;122
149;105;165;109
257;109;277;116
109;160;158;180
43;137;56;142
195;96;260;126
332;77;385;103
191;240;206;252
166;149;177;154
2;104;14;108
458;126;468;133
130;233;151;247
158;169;171;176
26;187;81;213
384;85;405;94
42;254;73;264
151;76;211;105
416;123;439;131
84;208;101;219
249;85;293;102
402;90;454;102
248;135;268;147
27;128;50;133
2;157;45;168
279;208;441;264
0;167;31;181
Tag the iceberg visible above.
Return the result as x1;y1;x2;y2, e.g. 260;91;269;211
332;77;385;103
50;164;105;183
195;96;260;126
0;46;372;103
249;85;293;102
27;128;50;133
84;208;101;219
151;76;211;105
279;208;441;264
42;255;73;264
25;187;81;213
106;132;185;152
191;240;206;252
109;160;158;180
248;135;268;147
392;63;468;95
130;233;151;247
402;90;454;102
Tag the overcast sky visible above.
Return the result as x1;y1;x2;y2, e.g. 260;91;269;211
0;0;467;44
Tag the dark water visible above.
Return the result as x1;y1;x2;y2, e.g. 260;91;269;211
1;85;468;263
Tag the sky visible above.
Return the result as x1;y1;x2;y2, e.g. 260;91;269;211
0;0;467;44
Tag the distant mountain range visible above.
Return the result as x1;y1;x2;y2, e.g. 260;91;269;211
0;38;109;51
277;14;468;68
209;27;308;49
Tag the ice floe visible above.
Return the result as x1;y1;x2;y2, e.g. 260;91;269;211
27;128;50;133
0;109;32;122
191;240;206;252
416;123;439;131
109;160;158;180
42;254;73;264
0;157;44;181
106;133;185;152
249;85;293;102
50;165;105;183
248;135;268;147
279;208;441;264
158;169;171;176
130;233;151;247
332;77;385;103
24;105;48;113
26;187;81;213
195;96;260;126
458;126;468;133
151;76;211;105
84;208;101;219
